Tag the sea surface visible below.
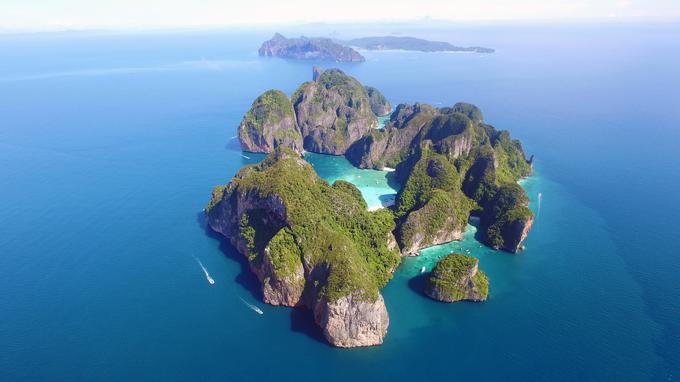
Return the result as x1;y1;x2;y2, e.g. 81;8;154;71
1;23;679;381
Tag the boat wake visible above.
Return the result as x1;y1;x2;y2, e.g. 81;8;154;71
239;297;264;315
241;154;251;160
537;192;543;219
194;257;215;285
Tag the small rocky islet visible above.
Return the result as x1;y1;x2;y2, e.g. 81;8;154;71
206;67;534;347
423;253;489;302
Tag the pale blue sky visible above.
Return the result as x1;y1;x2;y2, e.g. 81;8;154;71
1;0;679;30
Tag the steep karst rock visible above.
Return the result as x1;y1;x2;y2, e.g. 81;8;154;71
292;69;378;154
238;89;303;154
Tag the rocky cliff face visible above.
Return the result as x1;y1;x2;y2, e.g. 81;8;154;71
238;90;303;154
423;253;489;302
205;147;399;347
314;293;389;347
259;33;365;62
501;214;534;253
365;86;392;116
293;69;377;154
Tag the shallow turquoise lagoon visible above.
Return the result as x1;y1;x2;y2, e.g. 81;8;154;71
304;152;398;209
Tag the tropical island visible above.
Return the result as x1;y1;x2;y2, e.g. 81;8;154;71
205;68;533;347
258;33;365;62
345;36;495;53
258;33;494;62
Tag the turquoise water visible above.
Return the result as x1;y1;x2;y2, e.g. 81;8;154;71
1;25;679;380
304;152;398;209
377;115;390;129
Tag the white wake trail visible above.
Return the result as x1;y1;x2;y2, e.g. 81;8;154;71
239;297;264;315
536;192;543;219
194;257;215;285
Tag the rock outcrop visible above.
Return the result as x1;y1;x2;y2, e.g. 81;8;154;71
424;253;489;302
293;69;377;154
259;33;365;62
205;147;400;347
238;90;303;154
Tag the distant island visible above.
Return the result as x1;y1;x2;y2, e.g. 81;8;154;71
205;68;532;348
258;33;365;62
258;33;494;62
346;36;494;53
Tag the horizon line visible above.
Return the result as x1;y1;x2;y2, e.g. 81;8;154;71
1;16;679;35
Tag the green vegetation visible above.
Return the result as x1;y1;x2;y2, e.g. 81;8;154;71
425;253;488;301
265;227;303;282
210;147;400;303
242;90;294;132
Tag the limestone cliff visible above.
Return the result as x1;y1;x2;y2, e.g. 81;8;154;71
314;293;389;348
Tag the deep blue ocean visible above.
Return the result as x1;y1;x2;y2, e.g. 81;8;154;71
1;23;679;381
